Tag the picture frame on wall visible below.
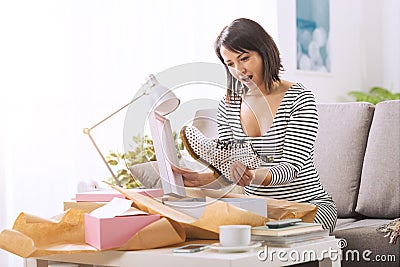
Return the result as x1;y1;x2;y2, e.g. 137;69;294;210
296;0;330;73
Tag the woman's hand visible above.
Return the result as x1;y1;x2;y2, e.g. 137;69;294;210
171;166;216;187
230;161;255;187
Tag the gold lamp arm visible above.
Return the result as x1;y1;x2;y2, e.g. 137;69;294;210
83;91;148;187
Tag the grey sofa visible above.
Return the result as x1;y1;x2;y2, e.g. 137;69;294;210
314;100;400;267
131;100;400;266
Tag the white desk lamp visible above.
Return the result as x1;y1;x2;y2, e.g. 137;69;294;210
83;74;180;187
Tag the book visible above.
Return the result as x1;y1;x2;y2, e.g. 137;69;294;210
256;236;335;248
252;229;330;247
251;222;323;236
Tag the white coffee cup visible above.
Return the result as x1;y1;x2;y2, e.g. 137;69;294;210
219;225;251;247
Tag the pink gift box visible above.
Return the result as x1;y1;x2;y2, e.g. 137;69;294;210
84;212;160;250
76;188;164;202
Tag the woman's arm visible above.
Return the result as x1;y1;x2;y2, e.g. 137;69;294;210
171;165;216;187
230;161;272;187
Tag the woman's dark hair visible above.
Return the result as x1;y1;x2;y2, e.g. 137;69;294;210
214;18;283;101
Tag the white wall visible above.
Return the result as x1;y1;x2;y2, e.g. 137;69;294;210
0;1;75;265
382;0;400;92
277;0;400;103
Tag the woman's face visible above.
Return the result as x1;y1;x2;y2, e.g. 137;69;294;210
220;45;265;91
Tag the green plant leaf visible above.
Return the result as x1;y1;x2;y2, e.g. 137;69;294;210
120;176;131;184
348;86;399;104
369;86;393;95
119;169;128;175
348;91;375;104
109;152;118;157
369;87;395;101
107;160;118;166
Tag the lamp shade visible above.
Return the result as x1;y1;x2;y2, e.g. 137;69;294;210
145;74;180;116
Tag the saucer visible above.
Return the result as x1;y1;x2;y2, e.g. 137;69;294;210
209;241;262;253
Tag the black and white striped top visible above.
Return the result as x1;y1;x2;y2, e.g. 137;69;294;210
217;83;330;203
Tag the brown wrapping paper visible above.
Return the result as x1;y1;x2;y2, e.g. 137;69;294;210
169;187;317;222
222;192;318;222
117;218;185;251
0;209;185;258
0;186;317;258
111;186;269;239
111;186;317;239
0;209;95;258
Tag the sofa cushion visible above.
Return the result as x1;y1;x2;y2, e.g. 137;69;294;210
314;103;375;217
355;100;400;218
335;218;358;230
333;225;400;267
129;161;162;189
334;218;392;231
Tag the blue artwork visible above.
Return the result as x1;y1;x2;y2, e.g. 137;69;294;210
296;0;330;72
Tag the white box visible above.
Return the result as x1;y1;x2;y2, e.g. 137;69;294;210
221;198;267;217
164;197;267;219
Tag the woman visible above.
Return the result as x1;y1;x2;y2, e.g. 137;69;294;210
174;18;337;232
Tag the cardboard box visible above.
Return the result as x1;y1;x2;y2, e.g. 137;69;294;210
221;198;267;217
164;197;267;219
84;198;160;250
64;200;107;212
76;188;164;202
